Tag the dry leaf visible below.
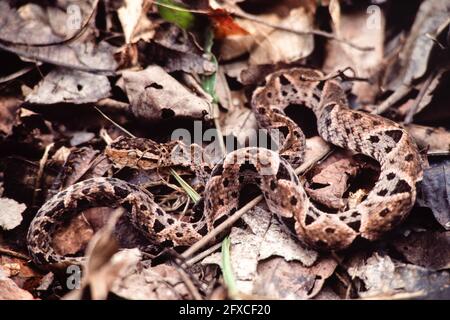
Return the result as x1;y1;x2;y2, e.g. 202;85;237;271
253;256;337;299
0;97;22;137
145;24;216;75
393;231;450;271
249;7;315;65
122;65;211;122
406;124;450;153
348;252;450;299
417;160;450;230
0;198;26;230
118;0;149;44
383;0;450;89
324;0;384;103
26;69;111;104
111;263;192;300
0;2;117;73
202;206;318;295
0;266;34;300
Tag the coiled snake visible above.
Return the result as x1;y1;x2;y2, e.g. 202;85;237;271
27;68;423;265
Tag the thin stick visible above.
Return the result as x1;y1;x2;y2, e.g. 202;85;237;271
33;142;54;207
185;240;222;266
372;84;410;115
176;267;203;300
0;247;30;260
94;106;135;138
181;145;331;259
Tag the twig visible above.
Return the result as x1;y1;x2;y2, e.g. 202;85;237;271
404;71;437;124
0;66;34;84
94;106;135;138
0;247;30;261
181;144;331;259
185;242;222;266
372;84;411;115
176;267;203;300
33;142;54;207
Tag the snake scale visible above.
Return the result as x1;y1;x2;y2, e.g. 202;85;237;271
27;68;423;265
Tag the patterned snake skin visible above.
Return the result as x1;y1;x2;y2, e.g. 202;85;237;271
27;68;423;265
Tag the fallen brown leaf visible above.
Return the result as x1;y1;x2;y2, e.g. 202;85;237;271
121;65;211;122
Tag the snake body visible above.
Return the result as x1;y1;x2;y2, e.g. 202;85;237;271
27;68;423;265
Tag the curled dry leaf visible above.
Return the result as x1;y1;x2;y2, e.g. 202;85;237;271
121;65;211;122
118;0;153;44
253;256;338;299
347;253;450;299
26;69;111;104
64;208;141;300
48;147;109;198
0;198;26;230
305;151;377;210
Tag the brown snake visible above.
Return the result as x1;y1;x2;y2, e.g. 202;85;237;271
27;68;423;265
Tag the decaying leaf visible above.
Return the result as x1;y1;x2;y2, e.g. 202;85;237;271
202;206;318;295
146;24;217;75
121;65;211;122
383;0;450;89
64;208;141;300
26;69;111;104
324;0;384;103
0;266;34;300
253;256;337;299
0;2;117;73
348;252;450;299
393;231;450;271
305;151;378;210
118;0;154;44
406;124;450;153
111;263;193;300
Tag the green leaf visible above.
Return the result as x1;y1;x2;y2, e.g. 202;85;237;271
157;0;195;30
170;168;200;203
201;55;218;101
201;27;218;102
221;237;238;298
